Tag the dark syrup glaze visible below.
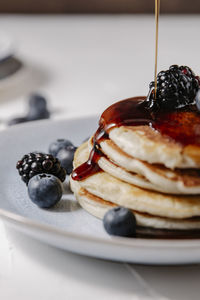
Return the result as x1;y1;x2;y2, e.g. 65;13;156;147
72;96;200;181
72;96;147;180
72;145;102;180
154;107;200;146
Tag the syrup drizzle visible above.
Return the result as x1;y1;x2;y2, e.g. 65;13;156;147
71;97;200;181
72;97;147;181
154;0;160;99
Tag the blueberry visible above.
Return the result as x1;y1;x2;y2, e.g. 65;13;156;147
28;174;63;208
103;207;136;237
28;93;47;111
49;139;73;157
56;146;77;175
27;93;50;121
195;89;200;111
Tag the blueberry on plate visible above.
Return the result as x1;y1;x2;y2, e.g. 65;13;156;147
27;93;50;121
49;139;73;157
28;174;63;208
56;146;77;175
103;207;136;237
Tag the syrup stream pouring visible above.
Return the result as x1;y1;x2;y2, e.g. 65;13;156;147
154;0;160;99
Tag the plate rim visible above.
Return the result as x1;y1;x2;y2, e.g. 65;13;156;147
1;116;200;250
1;205;200;249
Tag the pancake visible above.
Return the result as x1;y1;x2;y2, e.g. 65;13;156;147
109;125;200;169
72;142;200;220
71;96;200;236
70;179;200;231
87;138;200;195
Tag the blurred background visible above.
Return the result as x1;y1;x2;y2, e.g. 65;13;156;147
0;0;200;14
0;0;200;128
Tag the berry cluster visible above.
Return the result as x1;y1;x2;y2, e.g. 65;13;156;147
16;130;138;236
16;138;77;209
149;65;200;110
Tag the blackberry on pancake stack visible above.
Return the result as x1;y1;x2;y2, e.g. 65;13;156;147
70;65;200;238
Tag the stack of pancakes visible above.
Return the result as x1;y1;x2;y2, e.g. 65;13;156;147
70;119;200;237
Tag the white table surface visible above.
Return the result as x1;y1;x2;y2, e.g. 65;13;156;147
1;14;200;300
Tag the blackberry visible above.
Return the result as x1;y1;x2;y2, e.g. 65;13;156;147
16;152;66;184
150;65;199;109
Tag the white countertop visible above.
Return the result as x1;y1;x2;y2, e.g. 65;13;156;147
1;14;200;300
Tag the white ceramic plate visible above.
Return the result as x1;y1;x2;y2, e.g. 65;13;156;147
1;116;200;265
